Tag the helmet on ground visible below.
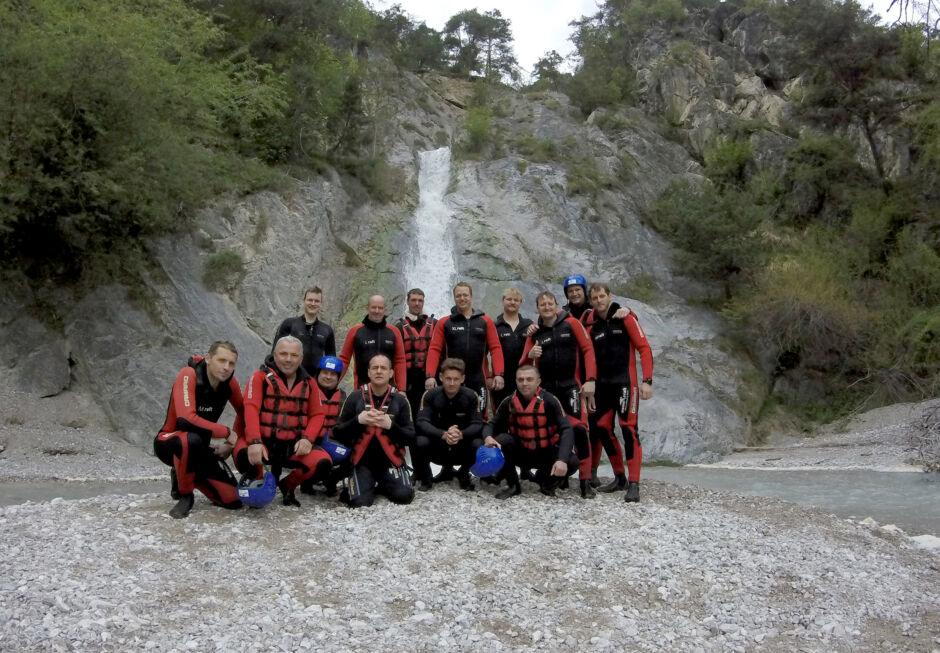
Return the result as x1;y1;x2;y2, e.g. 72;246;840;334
237;471;277;508
563;274;588;294
321;435;350;463
318;356;344;374
470;446;505;478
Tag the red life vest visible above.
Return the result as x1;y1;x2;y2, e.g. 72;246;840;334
400;317;435;370
509;389;558;451
259;370;311;441
318;385;344;432
351;385;405;466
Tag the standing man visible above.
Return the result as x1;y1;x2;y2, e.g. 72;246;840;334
339;294;407;389
492;287;533;410
332;354;416;508
586;283;654;502
154;341;244;518
521;291;598;499
395;288;437;421
272;286;336;378
562;274;591;321
412;358;484;492
483;365;579;499
234;336;332;507
424;282;504;417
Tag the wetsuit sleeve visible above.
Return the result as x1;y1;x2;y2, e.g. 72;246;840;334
388;395;415;446
416;394;445;439
273;319;291;353
462;393;484;440
338;325;360;383
484;317;504;377
484;396;511;438
332;393;364;445
569;317;597;383
303;381;326;443
228;377;245;438
243;372;265;445
546;394;575;461
392;328;407;390
626;313;654;380
520;335;536;366
325;326;336;357
425;317;447;379
172;368;230;438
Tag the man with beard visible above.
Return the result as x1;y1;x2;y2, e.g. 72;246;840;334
395;288;437;421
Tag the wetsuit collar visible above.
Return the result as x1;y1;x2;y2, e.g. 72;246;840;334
262;355;309;385
538;309;570;328
363;315;388;328
598;301;621;321
450;305;483;320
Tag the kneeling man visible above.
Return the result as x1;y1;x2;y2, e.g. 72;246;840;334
483;365;579;499
332;354;416;507
413;358;484;491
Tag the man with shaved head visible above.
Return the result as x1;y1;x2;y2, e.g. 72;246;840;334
339;294;407;388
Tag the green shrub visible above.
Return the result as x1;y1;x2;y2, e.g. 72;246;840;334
886;228;940;307
704;139;753;190
514;134;558;161
464;106;492;154
203;250;246;292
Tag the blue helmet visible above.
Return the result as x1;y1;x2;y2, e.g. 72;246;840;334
318;356;344;374
321;435;350;463
470;446;505;478
563;274;588;294
237;471;277;508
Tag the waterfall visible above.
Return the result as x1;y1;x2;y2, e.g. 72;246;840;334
404;147;457;317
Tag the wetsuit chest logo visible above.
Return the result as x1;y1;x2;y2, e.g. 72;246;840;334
450;325;466;332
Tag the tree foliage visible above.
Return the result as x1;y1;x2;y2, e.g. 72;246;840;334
443;9;518;80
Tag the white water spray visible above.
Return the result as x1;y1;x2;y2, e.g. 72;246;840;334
404;147;457;317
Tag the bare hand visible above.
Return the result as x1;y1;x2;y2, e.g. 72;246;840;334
529;344;542;359
484;436;500;449
357;409;375;425
492;375;505;391
550;461;567;477
613;307;630;320
212;442;233;459
247;443;264;466
485;376;494;390
377;413;393;430
294;438;312;456
640;382;653;400
525;324;538;337
425;377;438;390
444;431;460;446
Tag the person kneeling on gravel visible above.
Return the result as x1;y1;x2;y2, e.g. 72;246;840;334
233;336;333;508
413;357;485;492
483;365;579;499
154;341;245;519
332;354;416;508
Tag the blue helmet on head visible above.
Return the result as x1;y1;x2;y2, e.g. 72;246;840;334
470;446;505;478
318;355;344;375
237;471;277;508
563;274;588;297
321;435;350;463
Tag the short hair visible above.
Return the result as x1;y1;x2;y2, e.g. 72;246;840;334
368;353;392;368
274;335;303;351
502;287;523;300
453;281;473;296
516;364;540;378
588;282;611;296
208;340;238;357
407;288;425;299
535;291;557;305
303;286;323;298
440;358;466;375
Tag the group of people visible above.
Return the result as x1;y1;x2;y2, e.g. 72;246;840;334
153;276;654;518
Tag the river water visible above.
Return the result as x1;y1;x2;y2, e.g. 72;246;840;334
403;147;456;317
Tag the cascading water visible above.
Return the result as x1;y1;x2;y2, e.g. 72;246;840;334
403;147;457;317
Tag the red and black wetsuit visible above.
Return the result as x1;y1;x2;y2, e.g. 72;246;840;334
339;316;407;389
563;300;590;322
154;355;243;508
332;385;415;508
583;302;654;483
520;311;597;480
273;316;336;378
492;314;533;409
425;307;504;416
395;313;437;420
485;388;578;491
412;386;484;484
233;357;331;492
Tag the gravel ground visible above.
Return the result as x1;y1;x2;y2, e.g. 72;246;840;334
1;481;938;653
695;399;940;472
0;376;162;482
